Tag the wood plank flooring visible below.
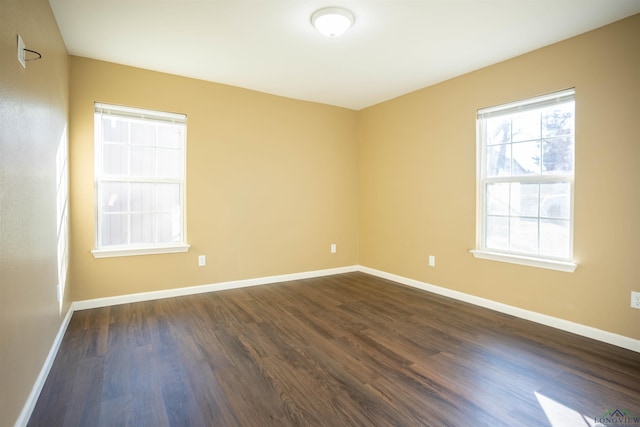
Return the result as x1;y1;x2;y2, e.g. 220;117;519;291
29;272;640;426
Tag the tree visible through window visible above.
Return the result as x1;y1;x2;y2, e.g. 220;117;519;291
93;103;188;258
473;89;576;271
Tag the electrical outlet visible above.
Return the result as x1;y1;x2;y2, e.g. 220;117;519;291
631;291;640;309
330;244;337;253
198;255;206;267
428;255;435;267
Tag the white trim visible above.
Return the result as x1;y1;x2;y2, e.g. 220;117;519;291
91;243;190;258
15;306;75;427
357;265;640;353
73;266;359;310
478;88;575;118
95;102;186;124
470;249;577;273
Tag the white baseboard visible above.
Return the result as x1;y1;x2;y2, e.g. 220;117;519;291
358;265;640;353
15;306;75;427
73;265;359;311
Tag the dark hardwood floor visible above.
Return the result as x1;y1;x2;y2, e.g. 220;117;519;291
29;272;640;426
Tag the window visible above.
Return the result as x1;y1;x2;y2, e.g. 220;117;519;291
92;103;189;258
472;89;576;272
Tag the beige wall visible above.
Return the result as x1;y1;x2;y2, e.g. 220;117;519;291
0;0;70;425
69;57;359;301
359;14;640;340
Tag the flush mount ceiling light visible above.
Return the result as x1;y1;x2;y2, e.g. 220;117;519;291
311;7;355;38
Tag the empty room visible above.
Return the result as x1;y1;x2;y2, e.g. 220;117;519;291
2;0;640;426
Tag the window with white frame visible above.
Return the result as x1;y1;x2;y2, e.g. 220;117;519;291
472;89;576;272
92;103;189;258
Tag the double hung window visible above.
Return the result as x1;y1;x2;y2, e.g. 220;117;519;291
92;103;188;258
473;89;576;272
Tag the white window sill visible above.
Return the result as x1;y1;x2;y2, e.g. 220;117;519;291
470;249;577;273
92;243;190;259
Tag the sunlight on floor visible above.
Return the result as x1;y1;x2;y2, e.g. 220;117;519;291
535;392;595;427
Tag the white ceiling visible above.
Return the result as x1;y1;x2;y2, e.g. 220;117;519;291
49;0;640;110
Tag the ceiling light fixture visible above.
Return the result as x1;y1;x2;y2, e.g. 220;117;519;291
311;7;355;38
